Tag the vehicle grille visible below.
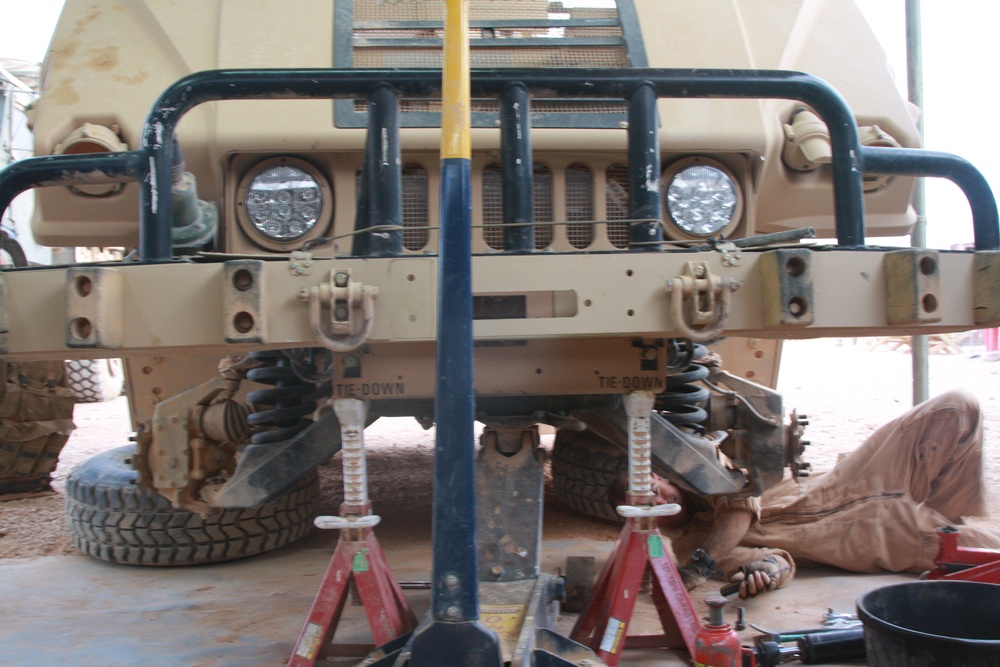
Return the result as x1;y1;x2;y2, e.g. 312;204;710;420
396;160;636;253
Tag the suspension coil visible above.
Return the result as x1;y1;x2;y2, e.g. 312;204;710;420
655;339;710;427
245;350;325;445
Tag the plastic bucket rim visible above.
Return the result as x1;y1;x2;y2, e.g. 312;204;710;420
857;580;1000;651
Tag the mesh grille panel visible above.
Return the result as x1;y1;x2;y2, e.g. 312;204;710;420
482;164;504;250
354;1;615;23
565;163;594;249
481;163;553;250
355;99;627;115
533;164;553;249
605;163;630;249
402;163;429;251
354;47;627;69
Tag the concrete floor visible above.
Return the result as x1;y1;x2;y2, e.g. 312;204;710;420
0;499;911;667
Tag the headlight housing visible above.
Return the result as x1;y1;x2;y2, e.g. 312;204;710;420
662;158;742;239
236;157;332;250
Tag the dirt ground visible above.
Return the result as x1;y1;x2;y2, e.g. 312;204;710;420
2;336;999;560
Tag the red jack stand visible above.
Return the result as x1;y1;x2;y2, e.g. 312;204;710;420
925;525;1000;583
287;399;416;666
570;392;701;666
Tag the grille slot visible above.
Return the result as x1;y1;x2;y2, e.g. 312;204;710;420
605;163;631;249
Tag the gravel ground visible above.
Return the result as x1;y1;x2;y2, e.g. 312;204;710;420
2;336;998;560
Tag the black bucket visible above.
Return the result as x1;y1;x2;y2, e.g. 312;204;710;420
857;580;1000;666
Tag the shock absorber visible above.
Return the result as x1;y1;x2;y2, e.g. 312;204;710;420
245;349;327;445
656;338;710;427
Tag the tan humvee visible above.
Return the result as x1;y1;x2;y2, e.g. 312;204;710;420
0;0;996;570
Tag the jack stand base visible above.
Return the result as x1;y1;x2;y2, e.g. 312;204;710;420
287;527;416;666
571;519;700;666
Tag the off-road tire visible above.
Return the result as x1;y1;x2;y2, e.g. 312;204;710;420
65;445;320;566
551;430;626;524
0;360;76;494
65;359;124;403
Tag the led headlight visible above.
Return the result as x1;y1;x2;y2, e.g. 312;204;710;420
236;157;332;249
663;158;742;239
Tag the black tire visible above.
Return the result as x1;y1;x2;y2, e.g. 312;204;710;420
65;445;320;566
65;358;124;403
551;429;626;524
0;360;76;494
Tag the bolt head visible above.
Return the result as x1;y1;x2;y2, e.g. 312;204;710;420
445;606;461;619
444;574;459;588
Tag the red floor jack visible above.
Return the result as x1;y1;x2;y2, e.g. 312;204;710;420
925;525;1000;583
570;391;703;666
287;399;416;666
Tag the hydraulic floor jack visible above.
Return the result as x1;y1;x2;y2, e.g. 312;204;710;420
925;525;1000;583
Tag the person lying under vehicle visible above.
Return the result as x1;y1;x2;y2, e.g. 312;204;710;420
605;389;1000;598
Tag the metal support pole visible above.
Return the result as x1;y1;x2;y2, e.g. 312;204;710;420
500;83;534;252
906;0;929;404
407;0;502;663
627;83;664;250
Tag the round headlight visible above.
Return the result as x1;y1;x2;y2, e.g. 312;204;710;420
663;159;742;239
236;157;332;249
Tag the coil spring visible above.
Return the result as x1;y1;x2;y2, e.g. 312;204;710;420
245;350;323;445
655;341;710;427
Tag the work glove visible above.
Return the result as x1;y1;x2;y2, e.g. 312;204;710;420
729;556;792;600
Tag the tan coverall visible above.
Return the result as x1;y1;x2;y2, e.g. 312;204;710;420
668;388;999;580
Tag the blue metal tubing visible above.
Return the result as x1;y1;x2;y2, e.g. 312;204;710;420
0;151;146;224
433;157;478;622
626;82;663;249
860;146;1000;251
500;83;534;253
2;68;999;255
363;84;404;257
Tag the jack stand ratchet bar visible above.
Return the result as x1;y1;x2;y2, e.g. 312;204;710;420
571;391;701;666
287;398;416;666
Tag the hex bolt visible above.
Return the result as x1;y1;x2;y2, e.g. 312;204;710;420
445;606;461;619
705;595;728;626
693;265;706;278
490;566;504;579
335;306;349;321
334;272;350;288
444;574;459;588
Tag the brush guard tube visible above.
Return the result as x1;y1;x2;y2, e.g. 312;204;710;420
3;68;999;258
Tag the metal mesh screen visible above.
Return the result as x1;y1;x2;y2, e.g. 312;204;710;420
565;163;594;249
533;164;553;249
481;163;553;250
354;47;627;69
402;163;429;251
482;164;504;250
355;99;627;116
605;163;630;249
